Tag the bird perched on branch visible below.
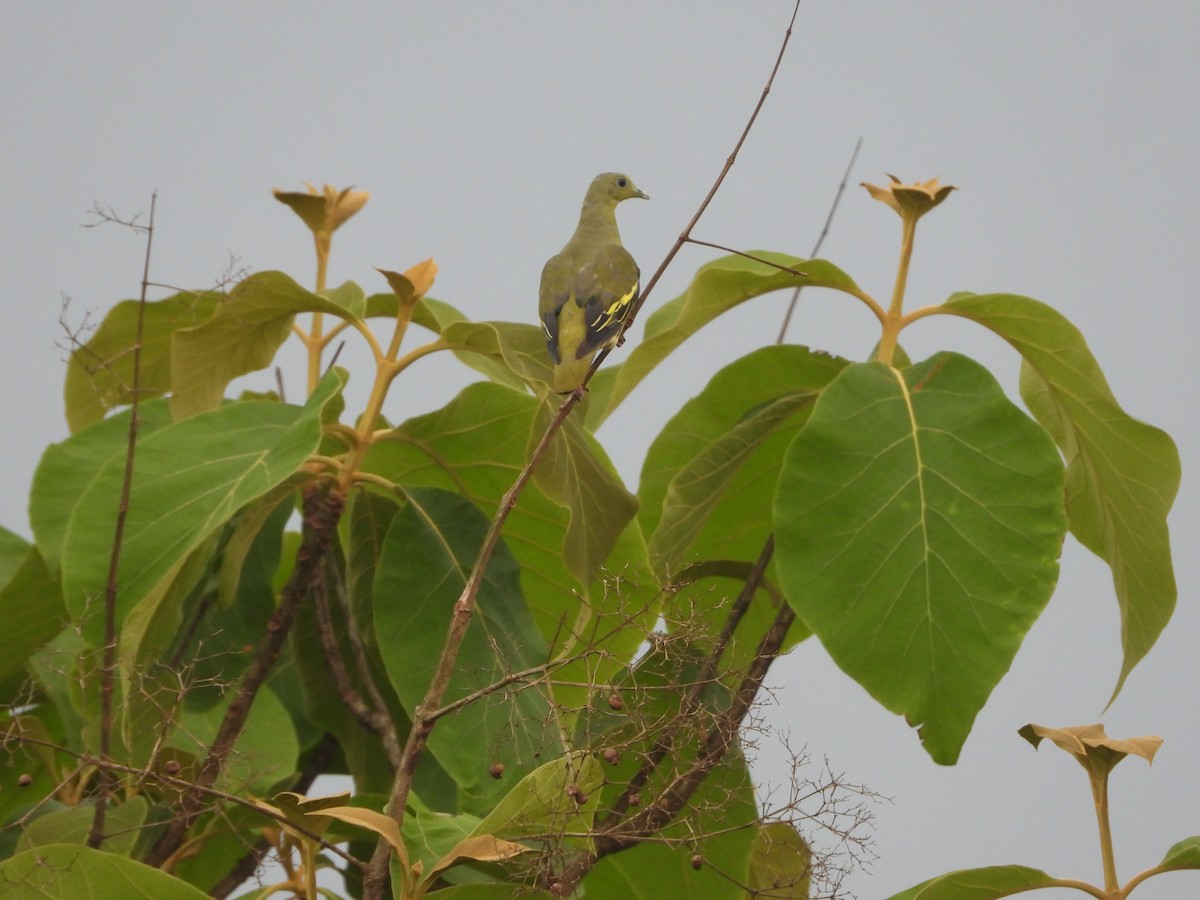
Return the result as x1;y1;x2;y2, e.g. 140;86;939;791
539;172;648;394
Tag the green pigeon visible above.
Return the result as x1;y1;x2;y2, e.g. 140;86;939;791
540;172;648;394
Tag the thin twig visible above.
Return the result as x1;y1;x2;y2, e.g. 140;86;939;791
777;135;862;343
683;238;807;275
89;191;157;850
360;4;804;897
12;732;362;871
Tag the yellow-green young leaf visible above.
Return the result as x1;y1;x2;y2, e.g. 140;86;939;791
586;252;860;429
471;753;603;846
425;835;531;885
1160;836;1200;868
0;843;211;899
60;370;344;644
264;790;353;839
884;866;1059;900
775;354;1067;765
170;271;357;419
400;791;482;886
321;279;367;321
747;823;811;899
64;291;220;433
940;292;1179;698
372;488;562;814
377;258;437;308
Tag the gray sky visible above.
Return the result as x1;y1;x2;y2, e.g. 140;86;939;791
4;2;1198;897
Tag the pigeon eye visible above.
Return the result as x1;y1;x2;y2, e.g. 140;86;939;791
618;177;627;187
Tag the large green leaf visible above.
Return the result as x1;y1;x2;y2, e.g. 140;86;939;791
884;865;1058;900
0;533;63;687
941;292;1179;696
637;347;845;664
774;353;1067;764
372;487;562;813
170;271;356;419
60;370;344;643
439;319;545;392
64;292;220;433
586;253;860;428
0;843;211;899
31;399;174;573
379;292;533;391
531;403;639;589
172;684;299;795
15;796;148;857
343;487;402;639
290;570;415;798
641;346;846;582
363;382;640;637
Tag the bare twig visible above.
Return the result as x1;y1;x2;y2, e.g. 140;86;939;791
88;191;157;850
360;5;804;898
555;603;797;894
598;536;775;832
9;731;362;871
683;238;807;275
777;135;862;343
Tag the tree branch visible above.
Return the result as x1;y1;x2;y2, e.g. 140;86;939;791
143;483;346;868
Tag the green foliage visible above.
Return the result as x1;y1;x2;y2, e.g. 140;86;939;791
0;843;211;898
943;292;1180;696
775;353;1067;764
373;488;562;812
1;174;1181;900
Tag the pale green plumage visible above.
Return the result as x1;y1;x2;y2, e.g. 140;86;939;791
540;172;648;393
